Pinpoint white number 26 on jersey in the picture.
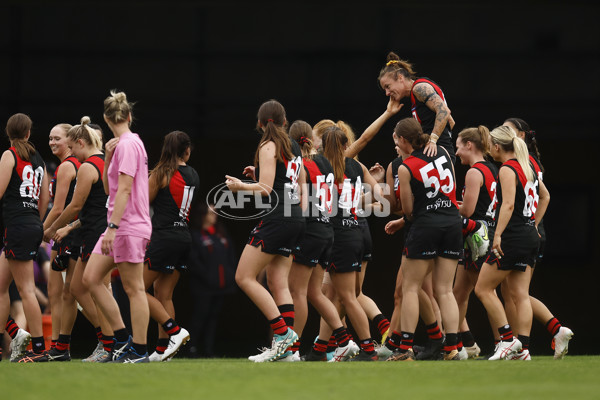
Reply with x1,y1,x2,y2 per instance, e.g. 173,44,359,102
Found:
419,156,454,198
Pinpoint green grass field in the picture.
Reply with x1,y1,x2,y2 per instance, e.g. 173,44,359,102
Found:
2,356,599,400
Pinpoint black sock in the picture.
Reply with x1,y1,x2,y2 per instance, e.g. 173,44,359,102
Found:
312,339,328,355
332,327,350,348
386,331,402,350
277,304,295,328
162,318,181,336
373,314,390,336
6,316,19,339
101,335,115,352
461,331,475,348
31,336,45,354
518,335,530,351
444,333,458,354
131,342,147,356
498,325,513,342
56,334,71,351
400,331,415,352
114,328,129,343
156,338,170,354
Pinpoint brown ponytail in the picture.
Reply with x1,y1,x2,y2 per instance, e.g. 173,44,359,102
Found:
289,120,314,158
254,100,294,166
394,118,429,150
321,126,348,184
6,113,35,161
151,131,192,187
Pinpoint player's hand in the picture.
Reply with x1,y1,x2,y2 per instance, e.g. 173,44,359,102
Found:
43,227,56,243
424,140,438,157
492,233,503,259
386,97,404,115
54,226,70,243
242,166,256,181
385,218,406,235
369,163,385,183
225,175,243,192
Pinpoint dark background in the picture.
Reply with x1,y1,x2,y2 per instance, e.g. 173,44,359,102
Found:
1,1,598,357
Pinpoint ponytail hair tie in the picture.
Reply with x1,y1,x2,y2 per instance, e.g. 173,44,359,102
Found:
298,136,310,145
267,118,274,123
386,60,400,66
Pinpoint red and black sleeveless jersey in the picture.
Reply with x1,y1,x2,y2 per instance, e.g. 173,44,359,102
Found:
529,153,543,181
151,164,200,231
497,159,539,233
255,140,303,220
470,161,498,224
50,155,80,206
402,146,459,227
79,154,108,230
330,157,363,230
303,154,334,224
391,156,404,202
3,148,46,225
410,77,455,159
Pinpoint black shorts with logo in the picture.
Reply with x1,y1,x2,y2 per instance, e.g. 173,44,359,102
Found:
145,230,191,274
358,218,373,262
327,228,363,273
248,218,306,257
403,222,463,260
484,227,539,272
80,225,106,262
3,222,43,261
293,221,333,268
51,231,82,271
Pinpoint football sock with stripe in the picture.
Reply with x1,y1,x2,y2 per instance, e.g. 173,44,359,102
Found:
498,325,513,342
269,316,288,336
162,318,181,336
545,317,562,336
278,304,295,329
156,338,170,354
6,316,19,339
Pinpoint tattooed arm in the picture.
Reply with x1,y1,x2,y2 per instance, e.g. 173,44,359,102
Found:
412,82,452,156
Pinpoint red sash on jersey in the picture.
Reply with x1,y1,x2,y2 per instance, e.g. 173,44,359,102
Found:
85,154,105,180
410,78,446,123
473,162,496,204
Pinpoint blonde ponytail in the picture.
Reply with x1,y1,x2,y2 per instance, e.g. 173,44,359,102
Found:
490,126,534,182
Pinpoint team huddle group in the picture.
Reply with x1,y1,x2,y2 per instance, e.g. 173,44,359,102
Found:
0,51,573,364
226,52,573,363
